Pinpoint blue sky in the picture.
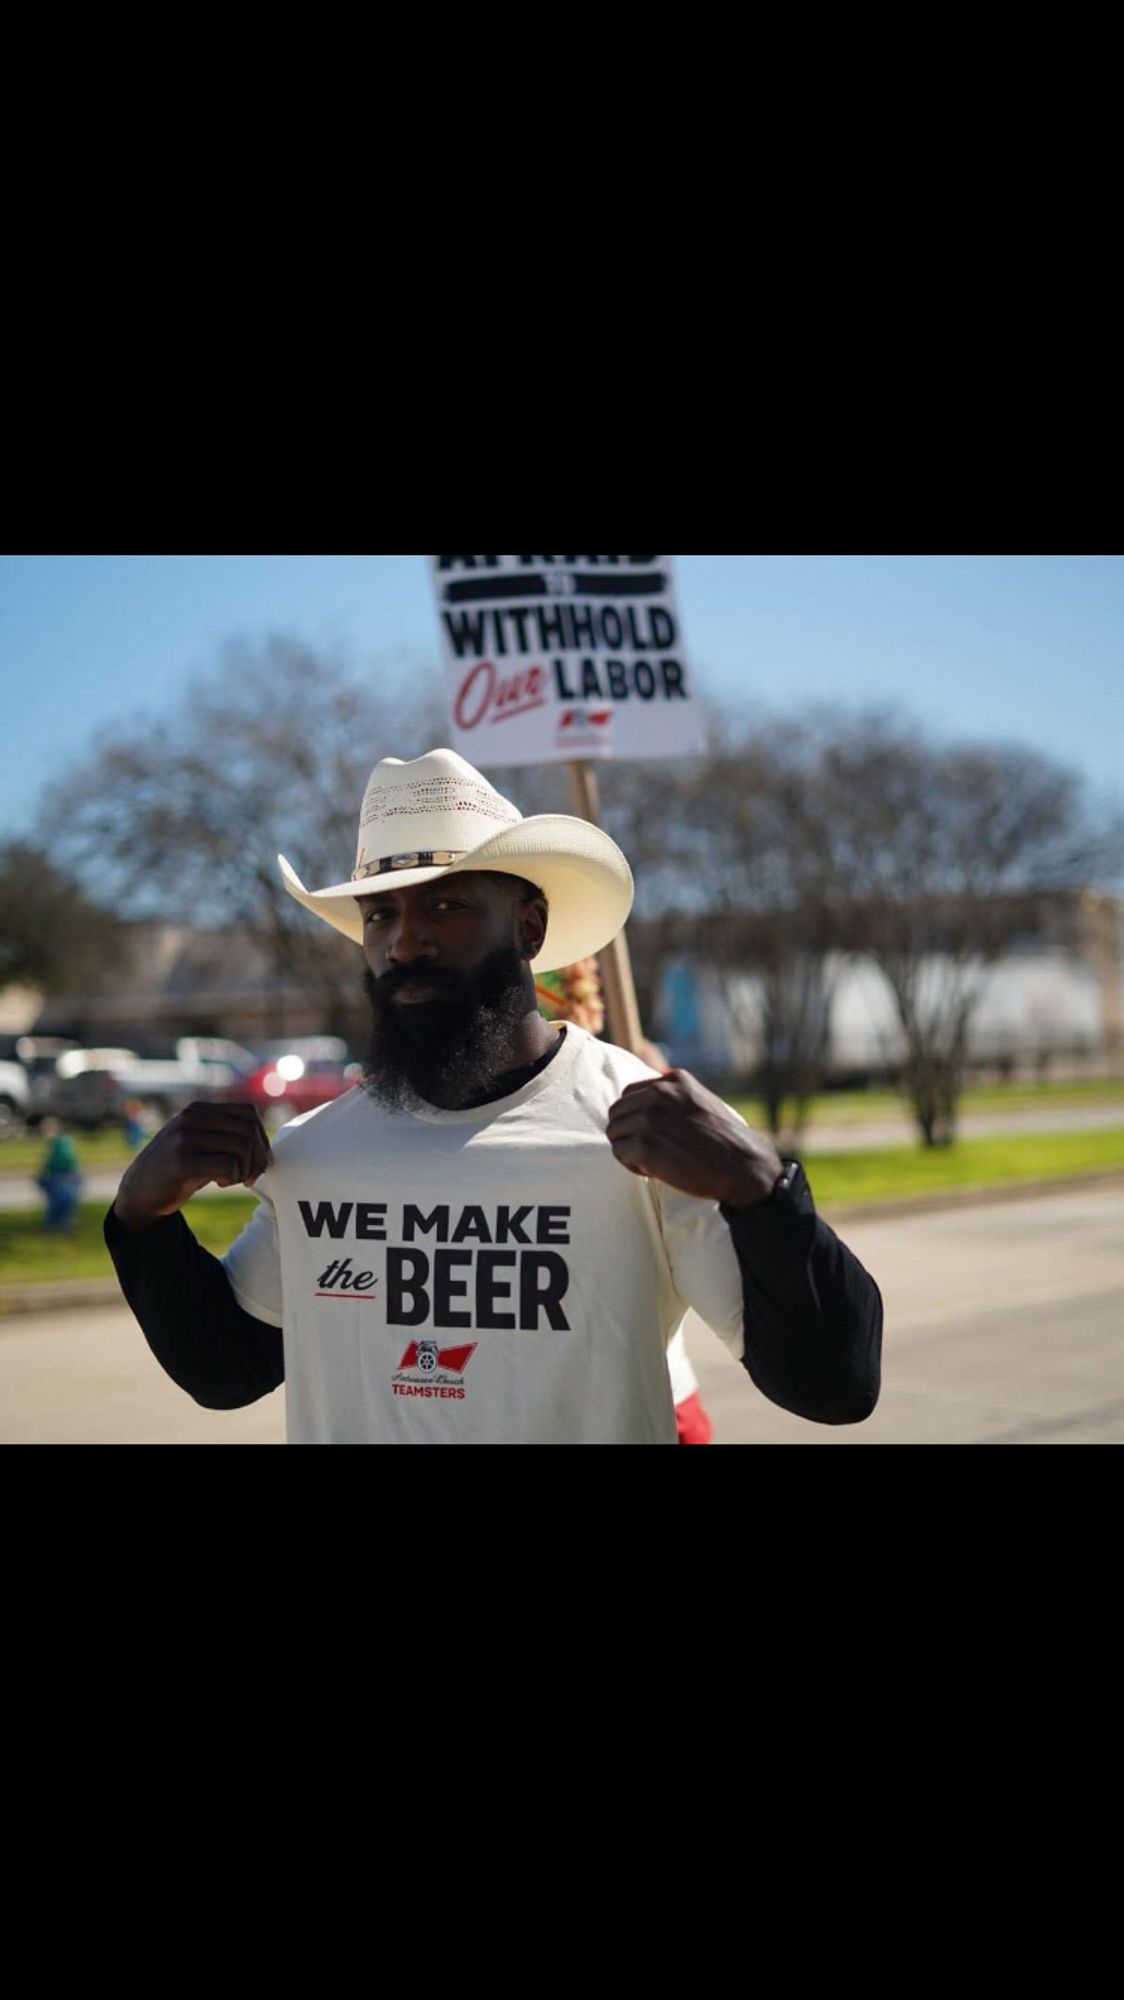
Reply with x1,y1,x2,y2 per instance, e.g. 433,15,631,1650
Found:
1,554,1120,842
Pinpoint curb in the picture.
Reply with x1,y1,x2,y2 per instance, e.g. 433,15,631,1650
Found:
0,1279,122,1318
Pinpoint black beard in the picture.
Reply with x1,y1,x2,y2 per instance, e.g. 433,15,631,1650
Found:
361,945,533,1111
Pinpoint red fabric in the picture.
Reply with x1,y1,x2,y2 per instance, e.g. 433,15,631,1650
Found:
674,1390,714,1446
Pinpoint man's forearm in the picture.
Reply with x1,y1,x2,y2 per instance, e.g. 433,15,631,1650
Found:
104,1207,284,1410
721,1164,882,1424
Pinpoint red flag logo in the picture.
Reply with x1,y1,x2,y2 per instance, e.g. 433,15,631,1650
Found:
399,1341,477,1375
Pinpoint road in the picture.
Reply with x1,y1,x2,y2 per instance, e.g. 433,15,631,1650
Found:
684,1182,1124,1444
0,1182,1120,1445
0,1302,286,1443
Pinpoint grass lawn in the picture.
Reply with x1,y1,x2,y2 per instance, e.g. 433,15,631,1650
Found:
0,1194,258,1285
801,1127,1124,1205
0,1131,139,1173
2,1129,1123,1288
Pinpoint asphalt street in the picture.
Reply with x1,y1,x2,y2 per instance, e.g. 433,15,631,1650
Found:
685,1182,1124,1444
0,1182,1119,1445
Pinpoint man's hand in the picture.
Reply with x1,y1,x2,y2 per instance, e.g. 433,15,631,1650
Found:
112,1103,273,1232
606,1070,784,1210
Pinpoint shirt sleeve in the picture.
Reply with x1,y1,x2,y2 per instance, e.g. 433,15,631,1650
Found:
654,1163,883,1426
219,1167,284,1327
103,1205,285,1411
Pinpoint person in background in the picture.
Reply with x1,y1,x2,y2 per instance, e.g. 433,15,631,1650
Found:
37,1117,83,1233
122,1098,146,1150
534,961,715,1444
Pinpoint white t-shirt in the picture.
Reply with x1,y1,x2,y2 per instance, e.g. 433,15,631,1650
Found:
222,1024,746,1445
666,1326,700,1407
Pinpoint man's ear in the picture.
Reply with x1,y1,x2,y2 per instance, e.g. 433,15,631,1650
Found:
517,893,549,961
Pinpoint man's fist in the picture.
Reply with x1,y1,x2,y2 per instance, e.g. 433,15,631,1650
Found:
112,1102,273,1232
606,1069,784,1209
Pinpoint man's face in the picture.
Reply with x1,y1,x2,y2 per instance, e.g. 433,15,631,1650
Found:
357,871,547,1110
357,870,540,992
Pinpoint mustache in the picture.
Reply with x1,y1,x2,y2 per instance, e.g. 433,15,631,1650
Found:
376,961,468,999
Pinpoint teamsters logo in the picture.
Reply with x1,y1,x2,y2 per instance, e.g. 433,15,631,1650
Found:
559,707,611,731
557,705,613,750
393,1341,478,1402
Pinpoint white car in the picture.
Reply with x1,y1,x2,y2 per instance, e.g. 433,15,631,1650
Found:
48,1045,251,1129
0,1059,31,1136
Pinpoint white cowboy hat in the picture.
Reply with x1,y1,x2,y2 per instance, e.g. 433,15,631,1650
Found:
278,749,634,974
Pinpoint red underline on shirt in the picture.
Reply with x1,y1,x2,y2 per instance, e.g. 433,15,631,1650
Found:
316,1292,379,1300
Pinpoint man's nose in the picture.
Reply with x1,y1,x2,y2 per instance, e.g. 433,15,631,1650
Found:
385,906,437,964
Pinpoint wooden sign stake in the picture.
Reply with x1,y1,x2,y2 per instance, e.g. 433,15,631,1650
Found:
564,760,645,1054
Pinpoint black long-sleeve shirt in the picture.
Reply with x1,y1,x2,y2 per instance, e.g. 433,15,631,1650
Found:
104,1160,882,1430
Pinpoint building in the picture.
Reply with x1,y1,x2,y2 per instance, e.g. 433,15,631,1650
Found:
653,890,1124,1085
24,922,366,1055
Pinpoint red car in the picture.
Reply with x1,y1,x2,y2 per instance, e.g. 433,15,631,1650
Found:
225,1054,361,1122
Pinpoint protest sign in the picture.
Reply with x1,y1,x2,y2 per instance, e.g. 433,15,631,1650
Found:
428,555,706,766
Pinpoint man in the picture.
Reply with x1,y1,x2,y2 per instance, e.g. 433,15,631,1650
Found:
106,749,882,1444
38,1117,83,1232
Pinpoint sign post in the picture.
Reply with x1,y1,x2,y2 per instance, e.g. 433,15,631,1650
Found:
563,757,645,1053
427,555,704,1053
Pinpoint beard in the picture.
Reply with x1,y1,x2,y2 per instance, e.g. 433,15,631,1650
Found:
361,944,533,1111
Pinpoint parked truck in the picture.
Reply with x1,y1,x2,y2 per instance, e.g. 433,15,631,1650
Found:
0,1060,31,1136
46,1041,255,1130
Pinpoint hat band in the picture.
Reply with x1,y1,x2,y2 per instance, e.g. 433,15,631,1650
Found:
352,850,468,882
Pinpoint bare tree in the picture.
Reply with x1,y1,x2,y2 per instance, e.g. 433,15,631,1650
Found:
593,706,1122,1149
37,637,447,1030
579,718,842,1135
719,925,837,1140
0,841,123,996
819,714,1124,1145
677,721,846,1136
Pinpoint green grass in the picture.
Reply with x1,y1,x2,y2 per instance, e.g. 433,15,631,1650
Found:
803,1127,1124,1205
3,1131,1124,1287
0,1131,136,1173
0,1195,258,1285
